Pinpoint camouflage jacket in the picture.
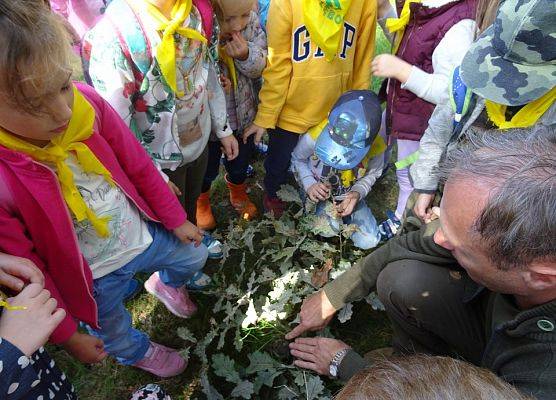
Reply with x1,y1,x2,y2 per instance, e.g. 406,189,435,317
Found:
410,98,556,193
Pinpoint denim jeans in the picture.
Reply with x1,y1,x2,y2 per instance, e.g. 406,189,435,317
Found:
264,127,300,198
87,223,208,365
315,200,381,250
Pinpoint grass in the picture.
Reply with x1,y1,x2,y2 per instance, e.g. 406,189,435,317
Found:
54,26,395,400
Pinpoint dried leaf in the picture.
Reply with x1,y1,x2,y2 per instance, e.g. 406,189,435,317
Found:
200,369,225,400
365,292,385,311
212,353,240,384
337,303,353,323
306,375,325,400
277,184,303,205
176,327,197,343
311,258,333,288
246,351,279,374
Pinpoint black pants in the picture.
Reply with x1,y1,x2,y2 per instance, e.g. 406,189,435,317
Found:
165,144,209,225
202,133,255,193
377,260,490,365
264,127,300,198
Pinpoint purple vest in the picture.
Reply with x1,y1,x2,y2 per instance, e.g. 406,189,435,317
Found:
387,0,476,141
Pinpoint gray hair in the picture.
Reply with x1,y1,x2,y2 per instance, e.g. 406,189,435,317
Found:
438,125,556,270
335,355,531,400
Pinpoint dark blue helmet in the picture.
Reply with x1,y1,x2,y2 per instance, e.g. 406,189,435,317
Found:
315,90,382,170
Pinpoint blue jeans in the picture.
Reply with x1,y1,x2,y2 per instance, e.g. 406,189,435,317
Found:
88,223,208,365
315,200,381,250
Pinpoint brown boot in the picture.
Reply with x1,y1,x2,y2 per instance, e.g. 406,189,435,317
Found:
195,191,216,231
226,176,258,220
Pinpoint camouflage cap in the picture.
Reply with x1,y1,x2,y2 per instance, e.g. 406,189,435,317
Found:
461,0,556,106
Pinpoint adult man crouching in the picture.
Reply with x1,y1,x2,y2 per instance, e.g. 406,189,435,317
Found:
286,127,556,399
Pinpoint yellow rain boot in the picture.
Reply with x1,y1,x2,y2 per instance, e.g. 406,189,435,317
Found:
196,191,216,231
226,176,258,221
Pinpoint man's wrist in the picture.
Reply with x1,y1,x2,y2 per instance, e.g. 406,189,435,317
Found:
329,347,351,378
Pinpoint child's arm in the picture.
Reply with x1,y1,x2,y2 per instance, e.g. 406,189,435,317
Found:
252,0,293,130
235,12,268,79
291,135,319,193
352,1,377,90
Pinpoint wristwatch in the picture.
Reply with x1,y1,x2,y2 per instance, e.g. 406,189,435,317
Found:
329,348,350,378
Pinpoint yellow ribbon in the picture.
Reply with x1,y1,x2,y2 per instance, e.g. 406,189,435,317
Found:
308,119,387,187
0,86,114,238
140,0,207,96
302,0,353,61
385,0,421,53
485,87,556,129
219,46,238,89
0,290,27,311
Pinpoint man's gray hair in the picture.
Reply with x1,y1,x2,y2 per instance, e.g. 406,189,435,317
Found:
438,125,555,270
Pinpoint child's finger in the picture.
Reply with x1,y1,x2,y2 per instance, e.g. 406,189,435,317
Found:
50,308,67,326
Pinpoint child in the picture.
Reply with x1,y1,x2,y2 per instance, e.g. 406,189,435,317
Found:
370,0,477,237
83,0,237,227
0,1,208,377
196,0,267,230
292,90,386,250
243,0,377,217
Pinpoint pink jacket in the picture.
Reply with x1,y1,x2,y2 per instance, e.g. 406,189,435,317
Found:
0,83,187,344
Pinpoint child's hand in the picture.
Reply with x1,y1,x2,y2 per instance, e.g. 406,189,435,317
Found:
168,181,182,197
63,332,107,364
371,54,412,84
307,183,330,202
173,220,203,247
220,135,239,161
243,123,266,145
0,283,66,356
220,74,232,94
225,32,249,61
414,193,436,223
0,253,44,292
336,191,360,217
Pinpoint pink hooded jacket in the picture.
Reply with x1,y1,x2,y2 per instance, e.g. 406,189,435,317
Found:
0,83,187,344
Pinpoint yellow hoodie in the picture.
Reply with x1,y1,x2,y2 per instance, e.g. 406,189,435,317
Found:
254,0,377,134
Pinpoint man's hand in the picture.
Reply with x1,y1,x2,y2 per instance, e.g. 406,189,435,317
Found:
62,332,107,364
243,124,266,145
307,183,330,202
225,32,249,61
289,337,351,376
220,135,240,161
173,220,203,247
168,181,182,197
0,283,66,356
0,253,44,292
336,191,360,217
286,290,337,340
371,54,412,84
414,193,435,223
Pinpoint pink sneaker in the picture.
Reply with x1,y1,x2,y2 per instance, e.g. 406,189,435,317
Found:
144,273,197,318
134,342,187,378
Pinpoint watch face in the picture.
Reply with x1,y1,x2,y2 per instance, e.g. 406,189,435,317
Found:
329,363,338,378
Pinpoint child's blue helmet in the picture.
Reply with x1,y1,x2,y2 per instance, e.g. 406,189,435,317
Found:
315,90,382,170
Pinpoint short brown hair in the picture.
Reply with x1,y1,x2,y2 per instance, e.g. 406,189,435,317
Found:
335,355,531,400
0,0,73,114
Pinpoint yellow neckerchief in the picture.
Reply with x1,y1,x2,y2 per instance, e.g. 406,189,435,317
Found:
219,46,238,89
0,289,26,311
140,0,207,96
386,0,421,53
308,119,387,187
0,86,115,238
485,87,556,129
302,0,353,61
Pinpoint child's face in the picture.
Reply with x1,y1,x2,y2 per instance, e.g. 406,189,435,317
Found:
218,0,253,37
0,76,74,147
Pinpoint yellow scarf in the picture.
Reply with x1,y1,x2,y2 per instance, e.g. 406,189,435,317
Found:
386,0,421,53
141,0,207,96
485,87,556,129
219,46,238,89
302,0,353,61
0,86,114,238
308,119,387,187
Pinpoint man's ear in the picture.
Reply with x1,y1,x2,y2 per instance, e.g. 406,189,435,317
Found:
523,261,556,291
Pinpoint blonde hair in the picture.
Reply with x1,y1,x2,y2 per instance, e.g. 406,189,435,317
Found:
335,355,531,400
475,0,500,36
0,0,73,114
212,0,254,21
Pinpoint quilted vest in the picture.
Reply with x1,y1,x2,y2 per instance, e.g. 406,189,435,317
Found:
387,0,476,141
